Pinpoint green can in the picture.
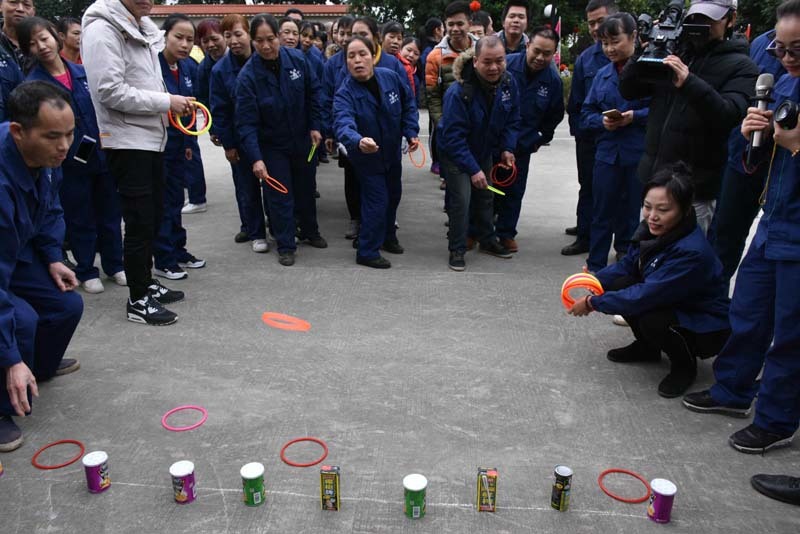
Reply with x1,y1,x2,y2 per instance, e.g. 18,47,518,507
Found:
403,473,427,519
240,462,265,507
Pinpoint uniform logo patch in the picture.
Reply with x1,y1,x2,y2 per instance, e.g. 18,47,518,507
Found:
537,86,549,98
501,88,512,102
388,91,399,105
289,68,302,81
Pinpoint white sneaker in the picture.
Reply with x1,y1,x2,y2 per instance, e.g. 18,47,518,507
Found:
252,239,269,253
181,203,207,214
82,278,105,294
613,315,629,327
111,271,127,286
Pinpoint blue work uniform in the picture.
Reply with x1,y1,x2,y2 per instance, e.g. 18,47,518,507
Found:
0,124,83,415
0,42,23,122
438,71,521,252
712,30,787,285
209,51,266,241
334,68,419,260
195,53,217,109
236,47,323,254
497,54,564,240
709,73,800,436
567,41,611,241
155,54,204,270
581,62,649,272
26,60,124,283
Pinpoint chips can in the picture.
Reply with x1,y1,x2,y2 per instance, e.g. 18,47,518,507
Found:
551,465,573,511
240,462,265,507
82,451,111,493
403,474,427,519
320,465,340,511
169,460,196,504
0,458,4,478
476,467,498,512
647,478,677,523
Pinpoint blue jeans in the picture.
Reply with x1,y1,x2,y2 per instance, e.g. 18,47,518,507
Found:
443,155,495,252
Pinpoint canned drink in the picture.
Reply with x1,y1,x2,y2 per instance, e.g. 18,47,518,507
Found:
476,467,498,512
0,458,4,478
169,460,196,504
403,474,427,519
240,462,265,507
551,465,573,511
320,465,340,511
82,451,111,493
647,478,677,523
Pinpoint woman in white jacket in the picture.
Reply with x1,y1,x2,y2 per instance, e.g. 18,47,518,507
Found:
82,0,194,326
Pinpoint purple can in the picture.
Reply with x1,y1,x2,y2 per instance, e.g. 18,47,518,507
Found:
170,460,196,504
647,478,677,523
82,451,111,493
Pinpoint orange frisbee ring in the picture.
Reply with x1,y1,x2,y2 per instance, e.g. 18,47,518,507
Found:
561,272,604,309
408,143,427,168
280,436,328,467
31,439,85,470
168,101,212,136
168,109,196,131
261,175,289,195
598,468,652,504
490,162,518,187
261,312,311,332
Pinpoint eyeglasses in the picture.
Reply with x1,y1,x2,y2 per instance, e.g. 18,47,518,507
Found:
766,39,800,60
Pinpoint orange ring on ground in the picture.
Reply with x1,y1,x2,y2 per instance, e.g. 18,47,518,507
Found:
32,439,85,470
168,108,196,133
280,436,328,467
561,272,604,309
490,162,518,187
262,312,311,332
261,175,289,195
598,468,652,504
408,144,427,168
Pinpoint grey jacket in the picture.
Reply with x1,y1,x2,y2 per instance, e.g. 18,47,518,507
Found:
81,0,170,151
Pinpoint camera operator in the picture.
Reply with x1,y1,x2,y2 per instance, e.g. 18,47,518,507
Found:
619,0,758,235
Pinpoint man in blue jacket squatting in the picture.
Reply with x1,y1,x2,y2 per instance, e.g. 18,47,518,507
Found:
0,82,83,452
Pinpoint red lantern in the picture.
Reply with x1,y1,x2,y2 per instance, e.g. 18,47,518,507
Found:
470,1,481,12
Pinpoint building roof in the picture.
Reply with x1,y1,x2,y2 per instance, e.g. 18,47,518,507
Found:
149,3,349,18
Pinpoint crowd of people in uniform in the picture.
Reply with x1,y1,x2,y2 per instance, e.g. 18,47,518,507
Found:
0,0,798,506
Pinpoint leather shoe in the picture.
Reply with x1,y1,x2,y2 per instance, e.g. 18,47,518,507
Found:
565,226,578,236
234,231,249,243
751,474,800,505
357,256,391,269
607,340,661,363
561,239,589,255
381,241,404,254
500,237,518,253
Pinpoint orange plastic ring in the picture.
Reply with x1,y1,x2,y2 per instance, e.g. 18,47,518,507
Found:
168,108,196,132
490,162,518,187
561,272,604,309
31,439,85,470
261,175,289,195
262,312,311,332
408,144,427,168
598,468,652,504
280,437,328,467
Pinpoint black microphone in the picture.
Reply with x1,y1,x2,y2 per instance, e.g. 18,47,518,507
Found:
746,73,774,167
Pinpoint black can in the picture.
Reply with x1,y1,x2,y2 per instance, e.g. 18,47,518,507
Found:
551,465,573,512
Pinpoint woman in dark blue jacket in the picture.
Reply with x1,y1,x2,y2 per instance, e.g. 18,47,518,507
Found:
155,15,206,280
580,14,649,272
334,36,420,269
236,14,326,267
570,163,730,398
20,17,124,294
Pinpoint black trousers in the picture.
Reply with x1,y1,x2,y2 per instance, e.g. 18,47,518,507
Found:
106,149,165,301
339,153,360,221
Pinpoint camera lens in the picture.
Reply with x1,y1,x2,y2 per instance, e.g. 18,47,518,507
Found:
775,100,800,131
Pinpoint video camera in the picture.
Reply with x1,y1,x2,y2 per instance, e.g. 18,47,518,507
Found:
634,0,711,83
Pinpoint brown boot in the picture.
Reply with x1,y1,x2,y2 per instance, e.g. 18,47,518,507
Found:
500,238,518,253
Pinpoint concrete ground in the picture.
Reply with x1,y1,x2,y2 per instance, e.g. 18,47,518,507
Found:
0,116,798,534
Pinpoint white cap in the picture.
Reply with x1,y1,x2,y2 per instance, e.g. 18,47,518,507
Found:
651,478,678,496
403,473,428,492
169,460,195,478
82,451,108,468
240,462,265,480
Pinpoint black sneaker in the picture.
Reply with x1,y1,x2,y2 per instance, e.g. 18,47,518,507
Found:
178,254,206,269
682,390,752,418
658,368,697,399
448,250,466,271
357,256,391,269
234,231,250,243
301,236,328,249
0,415,23,452
382,241,404,254
561,239,590,255
153,265,187,280
729,424,794,454
607,340,661,363
750,474,800,505
127,295,178,326
55,358,80,376
565,226,578,236
278,251,296,266
479,240,512,259
148,279,184,304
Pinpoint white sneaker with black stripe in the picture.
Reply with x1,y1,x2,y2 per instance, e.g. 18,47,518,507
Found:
153,265,188,280
127,295,178,326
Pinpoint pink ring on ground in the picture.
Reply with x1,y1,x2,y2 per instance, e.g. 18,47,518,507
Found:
161,405,208,432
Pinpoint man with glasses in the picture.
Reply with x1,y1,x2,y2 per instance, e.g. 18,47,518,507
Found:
619,0,758,235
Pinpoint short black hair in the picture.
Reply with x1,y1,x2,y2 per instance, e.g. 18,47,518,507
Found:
597,12,636,39
8,81,71,129
424,17,443,37
475,34,504,57
300,21,317,38
17,17,62,57
353,16,381,41
383,20,404,37
471,10,492,30
777,0,800,19
56,17,81,35
163,13,194,36
502,0,530,22
337,15,355,31
444,1,471,21
586,0,619,14
643,161,695,216
250,14,279,39
344,35,375,56
279,17,301,34
284,8,303,18
529,25,559,47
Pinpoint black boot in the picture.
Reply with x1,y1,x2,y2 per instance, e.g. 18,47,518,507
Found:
658,328,697,398
607,340,661,363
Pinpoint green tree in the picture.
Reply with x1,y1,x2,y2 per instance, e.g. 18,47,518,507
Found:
34,0,94,20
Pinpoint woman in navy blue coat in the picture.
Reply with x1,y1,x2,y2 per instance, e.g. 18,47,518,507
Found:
236,14,326,267
334,36,420,268
19,17,124,294
155,15,206,280
569,163,730,398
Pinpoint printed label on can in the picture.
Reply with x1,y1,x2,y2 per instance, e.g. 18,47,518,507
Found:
320,465,340,511
476,467,498,512
240,462,265,507
403,474,427,519
551,465,573,512
82,451,110,493
170,461,196,504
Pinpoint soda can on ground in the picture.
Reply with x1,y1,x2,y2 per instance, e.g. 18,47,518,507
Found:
403,473,427,519
476,467,498,512
320,465,340,511
648,478,677,523
82,451,111,493
170,460,196,504
551,465,573,511
240,462,265,507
